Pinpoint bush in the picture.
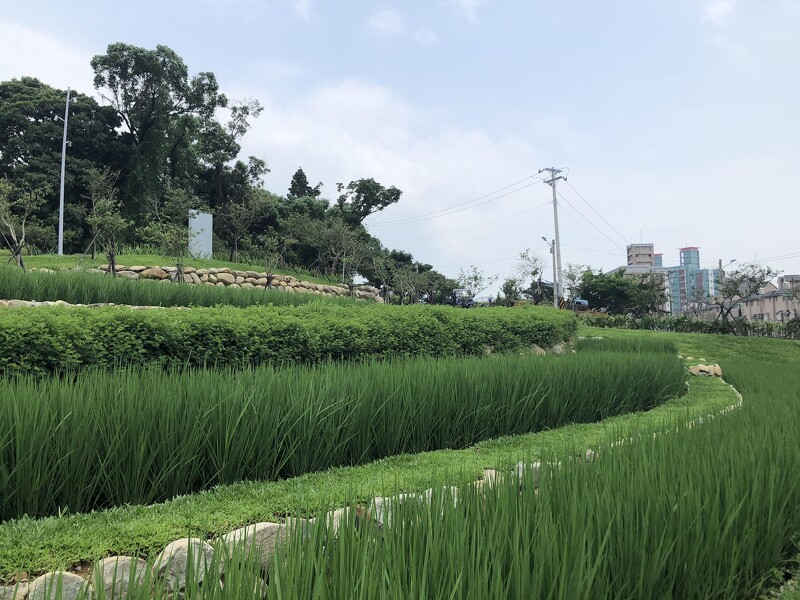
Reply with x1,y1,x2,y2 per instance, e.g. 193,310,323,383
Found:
0,304,577,376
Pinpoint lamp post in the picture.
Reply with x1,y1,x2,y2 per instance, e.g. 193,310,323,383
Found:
57,88,74,256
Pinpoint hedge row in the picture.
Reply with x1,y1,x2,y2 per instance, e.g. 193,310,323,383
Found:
579,312,800,339
0,304,577,375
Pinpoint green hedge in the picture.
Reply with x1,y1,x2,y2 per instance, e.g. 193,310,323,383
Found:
0,304,577,375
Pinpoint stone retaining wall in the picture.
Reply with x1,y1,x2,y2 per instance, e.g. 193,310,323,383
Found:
38,265,384,302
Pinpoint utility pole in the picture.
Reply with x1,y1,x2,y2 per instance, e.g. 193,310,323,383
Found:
57,87,72,256
542,236,558,309
539,168,566,306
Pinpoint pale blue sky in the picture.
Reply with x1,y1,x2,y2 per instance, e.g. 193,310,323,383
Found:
1,1,799,287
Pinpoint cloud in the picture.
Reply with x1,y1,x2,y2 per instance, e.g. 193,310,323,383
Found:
0,19,96,93
702,0,737,27
367,9,407,38
232,78,560,279
291,0,313,20
450,0,490,23
414,29,439,47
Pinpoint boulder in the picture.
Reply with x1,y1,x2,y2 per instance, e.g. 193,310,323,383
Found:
234,276,245,285
128,265,147,272
183,267,195,274
163,267,178,273
182,274,194,284
116,271,140,280
245,271,261,279
95,556,146,599
221,522,286,570
27,572,91,600
688,365,702,376
140,268,169,280
190,272,202,285
153,538,219,592
7,300,32,308
241,282,254,289
0,582,28,600
215,272,236,285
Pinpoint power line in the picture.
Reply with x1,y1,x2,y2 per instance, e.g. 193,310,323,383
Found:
565,180,629,246
366,176,542,227
561,243,625,257
384,201,552,242
557,191,626,251
435,249,549,270
557,199,624,256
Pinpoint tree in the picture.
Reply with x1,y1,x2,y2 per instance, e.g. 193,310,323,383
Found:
91,43,227,201
85,168,128,276
142,186,204,279
215,187,274,262
288,167,322,200
578,268,665,316
563,263,587,300
497,277,522,306
710,263,781,327
515,249,546,302
0,179,46,269
199,98,264,208
457,266,497,299
0,77,126,252
336,178,402,225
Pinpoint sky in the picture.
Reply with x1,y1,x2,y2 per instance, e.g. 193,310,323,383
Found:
1,0,799,293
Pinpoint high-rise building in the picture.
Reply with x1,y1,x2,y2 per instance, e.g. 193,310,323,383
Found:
666,247,720,314
627,243,655,267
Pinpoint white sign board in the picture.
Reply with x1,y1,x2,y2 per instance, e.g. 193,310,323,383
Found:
188,211,213,259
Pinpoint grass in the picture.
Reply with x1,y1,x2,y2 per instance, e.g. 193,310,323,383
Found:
2,327,796,594
0,362,733,580
1,250,338,285
263,355,800,599
11,352,795,600
56,355,796,600
0,351,684,520
0,265,353,308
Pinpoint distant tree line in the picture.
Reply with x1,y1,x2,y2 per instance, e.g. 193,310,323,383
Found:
0,42,459,302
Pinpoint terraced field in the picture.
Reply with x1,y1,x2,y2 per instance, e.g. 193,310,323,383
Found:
1,278,799,599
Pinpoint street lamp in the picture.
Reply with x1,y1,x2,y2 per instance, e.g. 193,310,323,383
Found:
720,259,736,279
541,236,558,309
56,88,75,256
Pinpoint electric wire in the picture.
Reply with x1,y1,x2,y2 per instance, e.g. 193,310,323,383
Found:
557,191,626,251
366,176,542,227
384,200,552,242
557,198,624,256
565,180,630,245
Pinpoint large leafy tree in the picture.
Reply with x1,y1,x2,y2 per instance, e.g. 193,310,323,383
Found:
709,263,781,326
578,268,665,316
91,43,227,203
198,98,264,209
0,77,125,251
287,167,322,200
336,178,401,225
